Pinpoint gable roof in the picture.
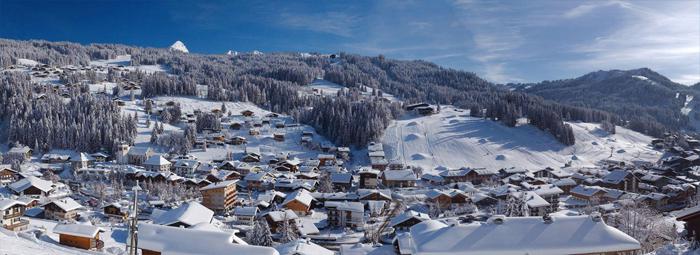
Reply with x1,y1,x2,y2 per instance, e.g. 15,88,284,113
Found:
405,216,641,255
9,176,54,193
282,189,313,207
275,239,334,255
53,224,99,238
390,210,430,227
0,199,27,210
145,155,171,166
45,197,83,212
383,169,417,181
200,180,238,191
151,201,214,226
138,222,279,255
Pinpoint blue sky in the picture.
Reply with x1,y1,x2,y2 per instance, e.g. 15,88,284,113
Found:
1,0,698,84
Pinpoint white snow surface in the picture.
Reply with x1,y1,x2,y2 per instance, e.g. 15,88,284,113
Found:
169,40,189,53
382,106,661,173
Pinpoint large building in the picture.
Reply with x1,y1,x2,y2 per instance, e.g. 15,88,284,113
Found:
200,180,238,212
396,215,641,255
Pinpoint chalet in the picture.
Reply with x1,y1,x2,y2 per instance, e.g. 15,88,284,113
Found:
230,136,247,145
472,192,498,208
282,189,314,215
532,167,571,179
390,210,430,231
103,203,128,217
90,152,109,162
137,222,276,255
439,167,495,185
0,199,28,231
552,178,577,194
358,168,380,188
330,173,353,191
0,165,21,186
570,185,607,205
8,176,54,197
264,209,299,233
40,153,71,163
234,206,259,225
677,205,700,242
640,192,669,210
382,170,418,188
531,184,564,209
509,191,551,216
405,103,430,111
640,174,670,189
241,110,255,117
70,153,94,170
396,215,641,255
277,158,301,172
325,201,365,229
200,180,238,212
274,179,317,192
426,189,471,210
151,202,214,228
600,169,638,192
357,189,392,202
318,154,336,166
173,159,200,177
53,224,102,251
207,169,241,183
274,121,285,129
244,172,274,190
242,152,262,163
230,122,243,130
421,173,445,185
336,147,351,160
44,198,83,221
127,147,154,165
415,106,435,115
143,155,171,172
7,145,32,161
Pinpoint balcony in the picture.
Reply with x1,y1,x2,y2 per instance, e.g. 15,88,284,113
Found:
4,219,29,231
3,211,23,219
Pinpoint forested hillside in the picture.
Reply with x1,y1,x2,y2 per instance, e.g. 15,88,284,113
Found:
513,68,697,136
0,39,636,150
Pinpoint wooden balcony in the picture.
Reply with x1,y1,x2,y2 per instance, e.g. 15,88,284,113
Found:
3,211,23,219
4,219,29,231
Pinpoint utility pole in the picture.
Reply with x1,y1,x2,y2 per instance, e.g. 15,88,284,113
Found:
127,181,142,255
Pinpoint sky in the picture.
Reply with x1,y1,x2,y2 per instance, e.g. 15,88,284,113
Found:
0,0,699,85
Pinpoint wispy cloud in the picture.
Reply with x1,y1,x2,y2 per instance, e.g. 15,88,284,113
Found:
562,1,631,19
279,12,360,37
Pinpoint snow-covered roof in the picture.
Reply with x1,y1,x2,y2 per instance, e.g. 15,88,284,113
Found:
282,189,313,207
383,169,417,181
234,206,259,216
553,178,577,186
266,209,298,222
200,180,238,191
9,176,54,193
357,189,392,200
45,197,83,212
390,210,430,227
325,201,364,212
511,191,550,208
53,224,99,238
151,201,214,227
275,239,334,255
137,223,278,255
532,185,564,197
0,199,27,210
571,185,606,197
601,170,630,184
144,155,171,166
405,215,641,255
128,147,152,156
330,173,352,183
70,152,94,162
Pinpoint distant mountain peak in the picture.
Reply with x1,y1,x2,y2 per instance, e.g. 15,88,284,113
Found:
169,40,189,53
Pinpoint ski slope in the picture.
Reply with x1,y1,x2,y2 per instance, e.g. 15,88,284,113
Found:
382,106,662,173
